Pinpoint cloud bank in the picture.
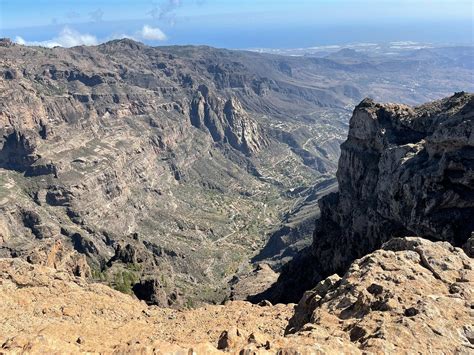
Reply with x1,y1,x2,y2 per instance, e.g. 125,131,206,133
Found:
140,25,167,41
15,27,98,48
14,25,167,48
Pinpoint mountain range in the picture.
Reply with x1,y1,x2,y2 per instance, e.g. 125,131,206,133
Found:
0,37,473,311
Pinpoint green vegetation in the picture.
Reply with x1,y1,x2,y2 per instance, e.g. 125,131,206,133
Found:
91,267,108,282
184,298,195,309
110,269,140,295
125,262,142,272
91,263,142,294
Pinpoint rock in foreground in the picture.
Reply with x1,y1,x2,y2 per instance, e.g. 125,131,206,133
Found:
1,237,472,353
287,237,473,353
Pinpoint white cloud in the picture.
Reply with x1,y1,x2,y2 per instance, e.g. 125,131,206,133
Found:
139,25,167,41
14,36,26,45
14,27,98,48
14,24,167,48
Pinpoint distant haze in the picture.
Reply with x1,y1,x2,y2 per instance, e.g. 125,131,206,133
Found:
1,0,473,48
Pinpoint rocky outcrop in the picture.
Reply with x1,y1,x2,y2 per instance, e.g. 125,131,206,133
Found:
0,130,38,170
0,129,58,177
132,277,183,307
229,263,278,301
189,85,268,154
9,238,91,277
1,237,472,353
287,237,473,353
264,92,474,303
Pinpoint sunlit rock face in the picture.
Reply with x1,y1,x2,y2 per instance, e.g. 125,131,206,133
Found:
265,92,474,303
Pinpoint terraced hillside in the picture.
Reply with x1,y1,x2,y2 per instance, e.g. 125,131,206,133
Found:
0,38,472,304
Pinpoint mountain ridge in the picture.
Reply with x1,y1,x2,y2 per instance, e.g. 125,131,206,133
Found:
0,40,473,306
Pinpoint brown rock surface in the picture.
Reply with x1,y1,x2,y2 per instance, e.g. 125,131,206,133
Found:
288,237,474,353
1,237,471,353
230,263,279,301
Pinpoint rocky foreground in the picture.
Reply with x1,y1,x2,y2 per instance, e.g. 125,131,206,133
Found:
1,237,472,354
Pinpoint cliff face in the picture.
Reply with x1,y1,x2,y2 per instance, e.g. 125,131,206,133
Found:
189,85,268,155
263,92,474,303
0,40,343,306
317,92,473,265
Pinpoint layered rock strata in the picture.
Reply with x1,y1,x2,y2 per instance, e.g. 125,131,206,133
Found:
262,92,474,303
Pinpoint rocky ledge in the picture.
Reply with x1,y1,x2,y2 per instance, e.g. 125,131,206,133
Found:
0,236,472,353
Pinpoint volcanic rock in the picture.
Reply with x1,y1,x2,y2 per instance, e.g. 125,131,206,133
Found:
0,237,471,353
266,92,474,303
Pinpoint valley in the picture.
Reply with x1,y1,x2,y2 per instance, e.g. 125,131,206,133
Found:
0,38,473,306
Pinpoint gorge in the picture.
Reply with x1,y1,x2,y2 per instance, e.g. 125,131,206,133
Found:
0,38,473,353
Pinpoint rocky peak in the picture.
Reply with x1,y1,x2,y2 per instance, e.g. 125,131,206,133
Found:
189,87,268,154
98,38,146,51
222,97,268,154
336,92,473,245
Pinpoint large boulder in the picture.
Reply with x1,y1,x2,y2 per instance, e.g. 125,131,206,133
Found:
288,237,474,353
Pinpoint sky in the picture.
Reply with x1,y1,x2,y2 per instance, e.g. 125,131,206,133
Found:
0,0,473,48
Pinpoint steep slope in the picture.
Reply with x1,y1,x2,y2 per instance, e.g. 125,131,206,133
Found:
0,38,472,305
0,39,345,305
258,92,474,303
1,237,472,353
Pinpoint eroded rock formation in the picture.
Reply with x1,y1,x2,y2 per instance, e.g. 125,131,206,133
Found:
190,85,268,155
262,92,474,303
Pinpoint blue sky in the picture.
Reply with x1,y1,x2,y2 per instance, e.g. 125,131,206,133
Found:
1,0,473,48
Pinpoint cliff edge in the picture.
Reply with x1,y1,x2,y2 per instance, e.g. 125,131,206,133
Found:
258,92,474,303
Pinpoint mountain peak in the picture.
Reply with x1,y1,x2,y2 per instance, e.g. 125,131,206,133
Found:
99,37,147,50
